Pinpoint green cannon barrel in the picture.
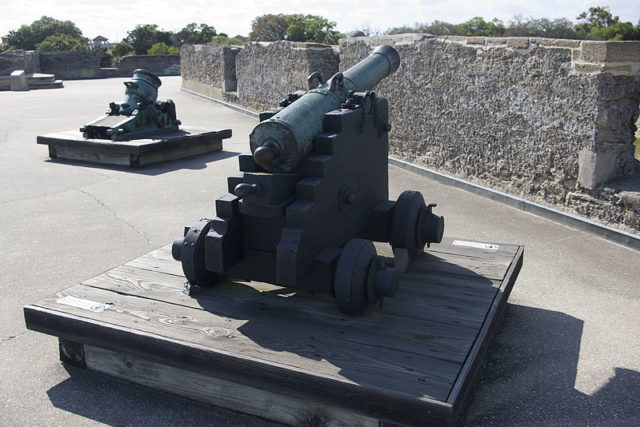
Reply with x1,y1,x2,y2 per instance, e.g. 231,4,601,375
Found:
249,45,400,173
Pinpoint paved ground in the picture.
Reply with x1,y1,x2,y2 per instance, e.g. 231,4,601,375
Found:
1,77,639,426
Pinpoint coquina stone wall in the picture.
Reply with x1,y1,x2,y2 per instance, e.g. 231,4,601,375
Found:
340,35,640,233
39,50,103,79
0,50,40,75
180,44,240,99
2,50,180,80
179,35,640,234
117,54,180,77
235,41,339,111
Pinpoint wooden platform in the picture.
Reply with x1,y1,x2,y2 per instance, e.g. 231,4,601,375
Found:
37,127,231,167
24,239,523,426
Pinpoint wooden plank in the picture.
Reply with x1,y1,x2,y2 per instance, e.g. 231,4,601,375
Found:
81,264,482,363
28,285,460,399
24,239,524,426
447,246,524,411
82,343,380,427
25,303,454,426
124,246,184,276
37,127,230,167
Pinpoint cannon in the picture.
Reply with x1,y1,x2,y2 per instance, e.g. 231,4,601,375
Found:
80,69,181,140
172,45,444,315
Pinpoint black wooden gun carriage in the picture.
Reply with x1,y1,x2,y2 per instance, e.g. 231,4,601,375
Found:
172,45,444,315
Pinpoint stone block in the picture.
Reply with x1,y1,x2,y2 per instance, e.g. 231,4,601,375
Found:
507,38,530,49
10,70,28,91
580,41,640,63
486,38,507,46
467,37,486,45
532,38,581,48
573,63,603,74
439,36,467,43
578,148,617,189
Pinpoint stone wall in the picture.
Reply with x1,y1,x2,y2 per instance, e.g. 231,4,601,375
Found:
39,50,103,79
117,54,180,77
180,44,240,99
39,50,102,79
179,35,640,234
2,51,180,79
0,50,40,75
235,41,339,111
340,35,640,233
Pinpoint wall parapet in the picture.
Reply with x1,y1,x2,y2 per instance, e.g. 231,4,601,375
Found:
116,54,180,77
235,41,339,111
180,34,640,234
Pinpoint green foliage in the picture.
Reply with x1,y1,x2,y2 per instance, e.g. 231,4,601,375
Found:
209,35,243,45
285,14,342,44
459,17,506,36
383,6,639,40
575,6,640,40
6,16,83,50
249,14,288,41
125,24,174,54
386,17,508,37
147,42,179,55
249,13,343,44
505,16,577,38
111,41,134,58
176,23,217,45
35,34,87,51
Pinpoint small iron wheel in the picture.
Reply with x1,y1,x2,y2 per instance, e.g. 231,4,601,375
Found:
391,190,426,260
172,218,218,287
334,238,378,316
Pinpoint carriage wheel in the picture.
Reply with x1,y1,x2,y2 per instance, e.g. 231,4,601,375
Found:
172,218,218,287
334,238,378,316
391,190,426,260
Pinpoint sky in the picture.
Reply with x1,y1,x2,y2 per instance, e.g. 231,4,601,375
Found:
1,0,639,42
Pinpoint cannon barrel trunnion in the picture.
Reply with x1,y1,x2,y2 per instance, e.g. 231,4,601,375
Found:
173,46,444,315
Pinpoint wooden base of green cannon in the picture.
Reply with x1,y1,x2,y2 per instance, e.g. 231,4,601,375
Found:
172,92,444,315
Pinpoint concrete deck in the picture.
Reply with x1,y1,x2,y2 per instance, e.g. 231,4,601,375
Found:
1,76,638,425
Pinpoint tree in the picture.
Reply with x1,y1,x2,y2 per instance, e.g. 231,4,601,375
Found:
147,42,179,55
35,34,87,51
575,6,640,40
125,24,175,54
176,23,217,45
506,16,577,38
249,13,343,44
457,17,505,36
111,41,134,58
6,16,83,50
285,14,342,44
209,35,243,45
249,14,288,41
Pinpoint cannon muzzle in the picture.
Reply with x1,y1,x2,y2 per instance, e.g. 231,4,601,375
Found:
250,45,400,173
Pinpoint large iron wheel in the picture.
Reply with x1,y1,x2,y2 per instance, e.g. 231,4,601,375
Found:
172,218,218,287
334,238,379,316
391,190,426,260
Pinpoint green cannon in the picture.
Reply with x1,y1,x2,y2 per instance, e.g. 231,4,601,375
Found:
250,45,400,173
80,69,181,140
173,45,444,315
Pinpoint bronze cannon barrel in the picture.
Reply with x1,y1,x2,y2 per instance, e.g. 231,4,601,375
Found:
249,45,400,173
